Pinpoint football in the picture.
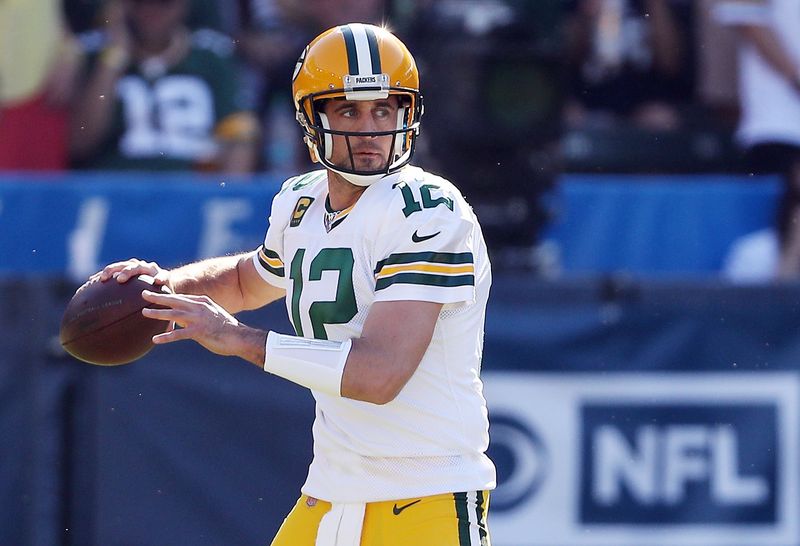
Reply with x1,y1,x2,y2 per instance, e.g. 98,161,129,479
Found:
60,274,171,366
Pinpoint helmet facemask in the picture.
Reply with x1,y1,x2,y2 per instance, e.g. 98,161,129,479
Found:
296,89,422,187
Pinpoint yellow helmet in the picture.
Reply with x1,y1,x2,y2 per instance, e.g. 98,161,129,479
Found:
292,23,423,186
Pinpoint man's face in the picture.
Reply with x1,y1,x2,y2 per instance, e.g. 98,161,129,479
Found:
321,97,400,173
125,0,188,45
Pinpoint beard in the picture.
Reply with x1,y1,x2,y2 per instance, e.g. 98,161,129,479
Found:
332,137,392,172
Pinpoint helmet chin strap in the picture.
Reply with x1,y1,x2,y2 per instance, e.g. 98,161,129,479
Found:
319,113,334,162
329,166,387,187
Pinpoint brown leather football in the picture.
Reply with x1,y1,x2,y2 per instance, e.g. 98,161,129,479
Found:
60,274,171,366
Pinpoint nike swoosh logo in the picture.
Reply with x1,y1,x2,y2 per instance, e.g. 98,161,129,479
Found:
412,230,440,243
392,499,421,515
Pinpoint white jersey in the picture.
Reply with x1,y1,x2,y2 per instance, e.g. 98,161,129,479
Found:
717,0,800,147
252,166,496,502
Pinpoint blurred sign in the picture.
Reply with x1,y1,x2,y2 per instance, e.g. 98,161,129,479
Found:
484,372,800,546
0,172,784,278
0,173,283,279
542,174,781,276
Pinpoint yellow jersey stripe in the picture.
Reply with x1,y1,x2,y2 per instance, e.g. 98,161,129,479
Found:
258,249,284,268
376,263,474,279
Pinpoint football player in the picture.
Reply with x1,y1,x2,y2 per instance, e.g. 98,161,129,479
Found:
98,23,495,546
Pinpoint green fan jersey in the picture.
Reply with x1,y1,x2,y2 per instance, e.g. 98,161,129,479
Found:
81,29,251,171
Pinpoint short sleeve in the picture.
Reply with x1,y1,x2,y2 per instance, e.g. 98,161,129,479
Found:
372,181,477,305
252,181,292,289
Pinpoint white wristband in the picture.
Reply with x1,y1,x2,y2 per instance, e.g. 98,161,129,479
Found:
264,331,352,397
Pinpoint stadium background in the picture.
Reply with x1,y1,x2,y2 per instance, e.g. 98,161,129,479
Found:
3,1,800,545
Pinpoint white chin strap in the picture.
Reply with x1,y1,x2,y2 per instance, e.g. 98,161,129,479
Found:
394,106,409,159
334,169,387,187
319,112,335,162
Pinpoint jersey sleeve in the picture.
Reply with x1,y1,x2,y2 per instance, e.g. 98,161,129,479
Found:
252,179,294,288
372,180,478,306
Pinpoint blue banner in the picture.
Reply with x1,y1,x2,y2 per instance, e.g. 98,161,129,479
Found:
543,174,781,276
0,172,283,278
0,172,783,278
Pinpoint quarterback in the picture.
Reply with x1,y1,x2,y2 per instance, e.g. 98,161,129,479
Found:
97,23,495,546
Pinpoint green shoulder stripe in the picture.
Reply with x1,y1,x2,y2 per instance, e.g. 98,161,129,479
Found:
374,251,473,274
278,171,325,195
257,259,284,277
260,246,280,259
257,246,285,277
375,272,474,291
292,171,325,191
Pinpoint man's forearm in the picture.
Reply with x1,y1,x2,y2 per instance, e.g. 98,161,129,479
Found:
171,254,250,313
234,324,269,368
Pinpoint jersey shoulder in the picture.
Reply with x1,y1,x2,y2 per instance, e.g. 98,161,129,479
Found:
365,167,479,249
395,166,461,194
269,170,327,221
275,170,327,200
380,166,476,226
370,168,483,303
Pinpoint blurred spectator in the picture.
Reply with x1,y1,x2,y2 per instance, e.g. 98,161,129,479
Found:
564,0,694,131
717,0,800,279
390,0,566,270
253,0,389,172
65,0,224,34
69,0,259,173
0,0,83,170
280,0,387,33
695,0,740,126
723,227,780,283
213,0,314,173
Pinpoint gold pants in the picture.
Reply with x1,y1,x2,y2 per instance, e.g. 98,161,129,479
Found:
271,491,491,546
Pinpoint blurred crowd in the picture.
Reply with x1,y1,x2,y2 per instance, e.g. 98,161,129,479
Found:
0,0,387,174
0,0,735,173
2,0,799,275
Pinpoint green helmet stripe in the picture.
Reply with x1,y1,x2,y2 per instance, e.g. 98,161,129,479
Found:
340,25,359,75
364,25,382,74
